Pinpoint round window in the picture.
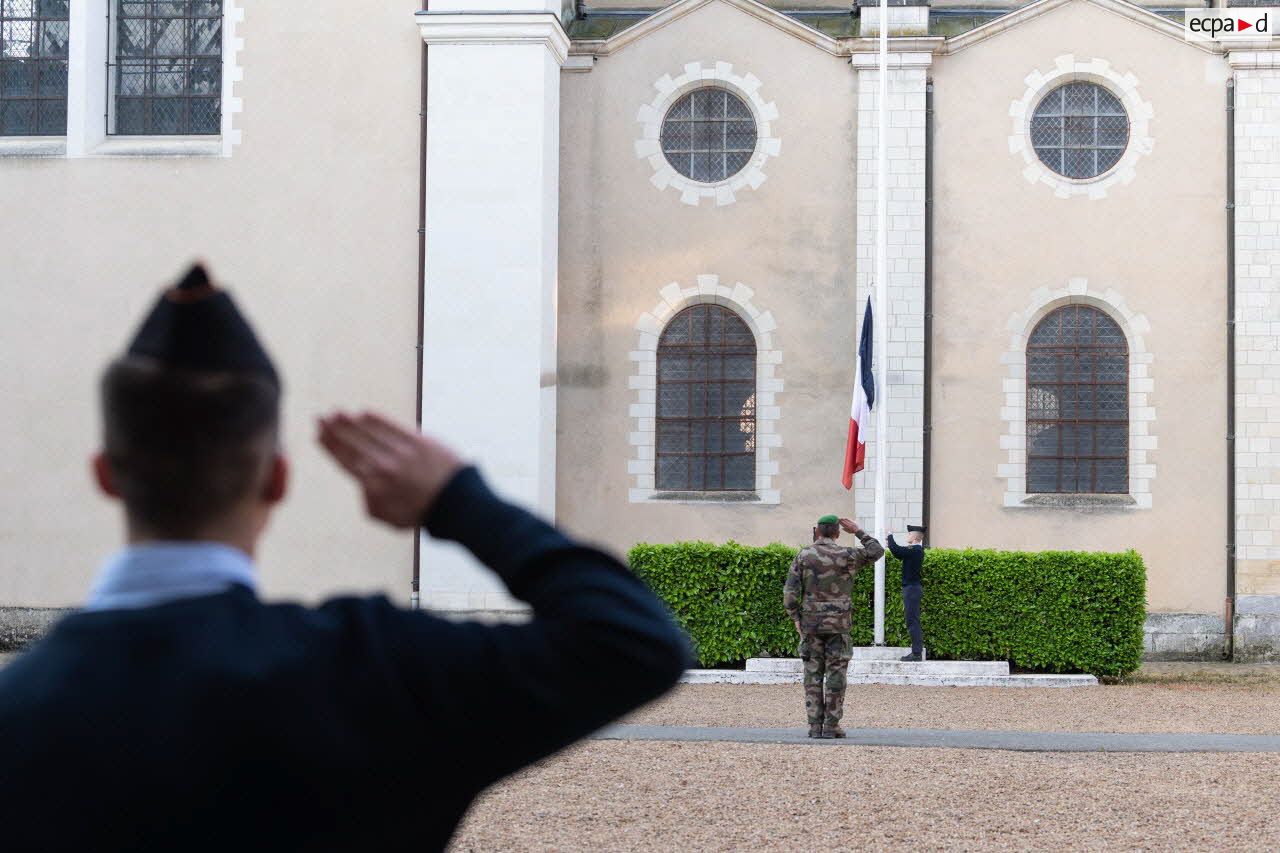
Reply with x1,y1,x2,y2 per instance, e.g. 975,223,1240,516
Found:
1030,82,1129,180
660,88,757,184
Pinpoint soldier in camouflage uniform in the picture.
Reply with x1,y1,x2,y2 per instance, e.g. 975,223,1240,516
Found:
783,514,884,739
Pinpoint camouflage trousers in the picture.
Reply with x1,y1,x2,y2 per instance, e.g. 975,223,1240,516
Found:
799,632,852,726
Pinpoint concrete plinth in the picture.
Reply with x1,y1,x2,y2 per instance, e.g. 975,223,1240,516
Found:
686,657,1097,687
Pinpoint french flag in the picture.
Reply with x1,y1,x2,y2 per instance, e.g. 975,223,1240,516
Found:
842,298,875,490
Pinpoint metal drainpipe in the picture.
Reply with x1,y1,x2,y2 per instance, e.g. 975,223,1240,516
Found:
922,80,933,543
412,33,429,611
1225,76,1236,658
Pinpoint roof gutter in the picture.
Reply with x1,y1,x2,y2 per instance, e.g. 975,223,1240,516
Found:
922,78,933,543
412,25,428,611
1224,75,1236,658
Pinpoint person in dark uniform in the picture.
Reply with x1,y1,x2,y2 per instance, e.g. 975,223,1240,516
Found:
886,524,927,662
0,264,689,852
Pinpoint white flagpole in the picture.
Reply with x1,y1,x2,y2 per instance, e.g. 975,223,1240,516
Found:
872,0,889,646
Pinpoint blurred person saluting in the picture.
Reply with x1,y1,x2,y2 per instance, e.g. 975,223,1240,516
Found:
0,264,688,852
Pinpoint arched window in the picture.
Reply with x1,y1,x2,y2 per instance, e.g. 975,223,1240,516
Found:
1026,305,1128,494
656,305,756,491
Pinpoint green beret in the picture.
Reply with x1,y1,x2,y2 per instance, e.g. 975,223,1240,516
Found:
817,515,839,525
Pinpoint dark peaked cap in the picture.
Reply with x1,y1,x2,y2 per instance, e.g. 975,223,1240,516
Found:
126,263,279,387
907,525,926,533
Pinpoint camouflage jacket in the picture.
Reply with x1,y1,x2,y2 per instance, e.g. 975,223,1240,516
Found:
783,533,885,634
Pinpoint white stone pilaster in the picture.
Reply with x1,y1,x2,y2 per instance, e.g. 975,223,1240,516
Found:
1230,51,1280,596
416,4,567,612
851,52,930,530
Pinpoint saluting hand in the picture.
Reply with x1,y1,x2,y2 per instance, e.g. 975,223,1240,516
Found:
318,410,465,528
838,517,862,535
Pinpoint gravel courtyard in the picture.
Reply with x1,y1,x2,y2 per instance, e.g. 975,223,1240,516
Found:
450,671,1280,851
5,653,1279,849
622,676,1280,734
450,741,1280,852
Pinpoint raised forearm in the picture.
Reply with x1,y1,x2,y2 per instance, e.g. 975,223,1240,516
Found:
857,531,885,564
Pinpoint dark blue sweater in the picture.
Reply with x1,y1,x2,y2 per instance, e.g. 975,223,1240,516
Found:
0,467,689,851
886,534,926,587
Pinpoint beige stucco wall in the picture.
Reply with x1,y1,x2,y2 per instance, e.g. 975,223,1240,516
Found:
0,3,423,607
557,0,859,553
559,0,1232,616
930,2,1230,613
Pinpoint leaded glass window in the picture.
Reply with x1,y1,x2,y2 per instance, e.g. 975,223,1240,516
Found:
1026,305,1128,494
660,88,757,184
0,0,69,136
112,0,222,136
656,305,757,492
1030,82,1129,180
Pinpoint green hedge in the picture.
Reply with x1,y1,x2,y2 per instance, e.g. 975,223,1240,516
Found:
628,541,1146,677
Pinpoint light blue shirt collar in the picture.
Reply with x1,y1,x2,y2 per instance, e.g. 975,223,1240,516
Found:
85,542,258,612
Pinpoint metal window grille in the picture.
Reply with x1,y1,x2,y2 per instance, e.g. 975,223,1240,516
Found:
1030,82,1129,180
656,305,757,492
660,87,757,183
110,0,221,136
0,0,69,136
1026,305,1129,494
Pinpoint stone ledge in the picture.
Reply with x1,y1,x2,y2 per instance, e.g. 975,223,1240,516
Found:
1237,594,1280,616
1144,612,1225,660
681,669,1097,688
0,137,66,158
424,607,531,625
1235,613,1280,662
649,491,761,503
0,607,69,652
1019,493,1138,509
1146,612,1223,635
751,656,1011,677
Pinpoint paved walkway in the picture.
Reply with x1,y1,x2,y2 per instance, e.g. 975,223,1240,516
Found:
595,724,1280,753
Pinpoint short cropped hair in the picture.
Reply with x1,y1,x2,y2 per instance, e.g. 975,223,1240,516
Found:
817,521,840,538
100,356,280,536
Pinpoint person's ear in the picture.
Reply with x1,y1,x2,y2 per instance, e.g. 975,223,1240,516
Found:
92,452,121,499
262,454,289,504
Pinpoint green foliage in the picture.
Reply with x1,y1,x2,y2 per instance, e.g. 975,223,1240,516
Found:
628,541,1146,677
628,541,799,670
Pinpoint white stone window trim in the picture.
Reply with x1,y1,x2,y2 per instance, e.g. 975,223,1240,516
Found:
628,274,783,504
1007,55,1153,200
0,0,245,159
634,61,780,207
998,277,1156,510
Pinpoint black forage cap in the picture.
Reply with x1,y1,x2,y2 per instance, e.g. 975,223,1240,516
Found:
906,525,926,533
125,263,279,387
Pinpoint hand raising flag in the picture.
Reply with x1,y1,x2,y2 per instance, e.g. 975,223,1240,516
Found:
842,297,875,490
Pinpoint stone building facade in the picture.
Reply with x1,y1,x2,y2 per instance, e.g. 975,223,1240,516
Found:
1,0,1278,659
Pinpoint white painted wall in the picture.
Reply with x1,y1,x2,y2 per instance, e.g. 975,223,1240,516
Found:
418,8,567,611
0,2,425,608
